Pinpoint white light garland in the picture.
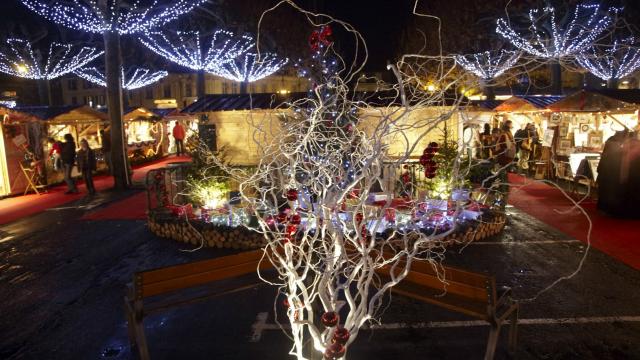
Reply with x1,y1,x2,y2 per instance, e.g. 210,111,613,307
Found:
19,0,207,35
455,50,520,79
577,40,640,80
74,66,168,90
209,52,288,83
0,38,103,80
496,4,616,59
139,29,254,71
0,100,17,108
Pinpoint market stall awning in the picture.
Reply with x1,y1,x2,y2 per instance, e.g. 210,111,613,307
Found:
0,105,107,123
546,89,640,112
495,95,563,112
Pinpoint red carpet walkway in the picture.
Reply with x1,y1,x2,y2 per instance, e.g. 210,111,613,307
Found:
508,173,640,270
81,191,147,221
0,156,190,225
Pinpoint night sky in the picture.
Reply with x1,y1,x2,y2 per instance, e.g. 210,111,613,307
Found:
1,0,640,72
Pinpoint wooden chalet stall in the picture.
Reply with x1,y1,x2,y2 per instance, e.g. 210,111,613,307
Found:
123,107,168,164
460,99,504,159
545,89,640,184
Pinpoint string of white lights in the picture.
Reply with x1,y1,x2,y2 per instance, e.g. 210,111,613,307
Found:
496,4,616,59
139,29,254,71
577,40,640,81
74,66,168,90
209,52,288,82
0,38,103,80
18,0,207,34
455,50,520,79
0,100,17,108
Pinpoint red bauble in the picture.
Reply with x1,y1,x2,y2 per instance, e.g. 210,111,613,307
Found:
401,172,411,184
286,189,299,201
332,327,350,345
290,213,302,225
419,154,429,166
286,224,298,236
276,212,288,223
324,343,346,359
428,141,439,151
321,311,339,327
354,212,363,224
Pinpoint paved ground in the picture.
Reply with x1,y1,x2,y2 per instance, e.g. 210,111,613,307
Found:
1,192,639,359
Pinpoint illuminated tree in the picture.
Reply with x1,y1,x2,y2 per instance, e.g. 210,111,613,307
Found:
209,52,288,92
139,29,254,97
577,39,640,88
74,66,168,90
496,4,617,93
19,0,206,189
0,38,103,104
455,50,520,99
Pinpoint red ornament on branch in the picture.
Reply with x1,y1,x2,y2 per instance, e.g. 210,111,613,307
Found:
321,311,339,327
286,189,299,201
290,213,302,225
309,25,333,51
324,342,346,359
332,327,350,345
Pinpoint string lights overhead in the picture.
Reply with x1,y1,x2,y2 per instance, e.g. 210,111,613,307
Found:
139,29,254,71
18,0,207,35
577,40,640,81
74,66,168,90
455,50,520,80
209,52,288,83
0,38,103,80
496,4,617,59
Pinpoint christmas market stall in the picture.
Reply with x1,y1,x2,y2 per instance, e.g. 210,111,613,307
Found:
122,107,167,164
43,105,109,184
545,89,640,185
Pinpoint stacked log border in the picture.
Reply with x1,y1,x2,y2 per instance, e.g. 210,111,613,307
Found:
147,209,267,250
147,208,506,249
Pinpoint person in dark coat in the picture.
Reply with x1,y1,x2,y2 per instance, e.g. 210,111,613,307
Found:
77,139,97,195
597,130,627,216
100,129,112,175
61,133,78,194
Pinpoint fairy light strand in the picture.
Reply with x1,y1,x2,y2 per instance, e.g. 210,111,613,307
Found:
139,29,254,71
208,52,288,82
455,50,520,79
19,0,207,35
577,40,640,80
496,4,617,59
74,66,168,90
0,38,103,80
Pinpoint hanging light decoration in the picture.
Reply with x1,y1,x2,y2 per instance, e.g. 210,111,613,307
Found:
209,52,288,83
577,39,640,81
18,0,207,35
0,38,103,80
455,50,520,79
74,66,168,90
139,29,254,71
496,4,617,59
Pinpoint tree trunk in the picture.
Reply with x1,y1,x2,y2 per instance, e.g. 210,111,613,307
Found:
197,69,206,99
550,61,562,95
38,79,51,106
607,78,619,89
104,31,131,189
240,81,248,94
480,78,495,100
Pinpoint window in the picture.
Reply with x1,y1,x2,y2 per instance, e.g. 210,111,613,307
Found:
83,80,90,89
71,96,77,105
145,87,153,100
222,82,229,94
262,84,268,93
84,96,93,106
163,84,171,98
98,95,105,105
68,79,77,90
232,83,238,94
186,83,193,97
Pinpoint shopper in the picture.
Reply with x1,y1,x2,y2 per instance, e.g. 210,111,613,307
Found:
47,137,63,171
480,123,493,159
77,139,97,195
517,124,533,171
494,121,516,207
100,129,112,175
61,134,78,194
172,122,186,156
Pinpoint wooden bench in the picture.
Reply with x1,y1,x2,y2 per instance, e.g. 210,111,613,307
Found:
124,250,272,360
378,260,519,360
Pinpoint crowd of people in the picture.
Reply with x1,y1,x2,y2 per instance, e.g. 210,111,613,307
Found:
475,121,540,171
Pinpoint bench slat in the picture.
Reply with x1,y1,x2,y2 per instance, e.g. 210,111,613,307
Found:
399,270,490,303
140,250,265,285
141,260,272,298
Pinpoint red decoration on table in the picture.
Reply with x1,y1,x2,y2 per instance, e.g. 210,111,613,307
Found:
290,213,302,225
276,212,288,223
354,212,363,224
286,189,299,201
401,171,411,184
321,311,339,327
332,327,350,345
